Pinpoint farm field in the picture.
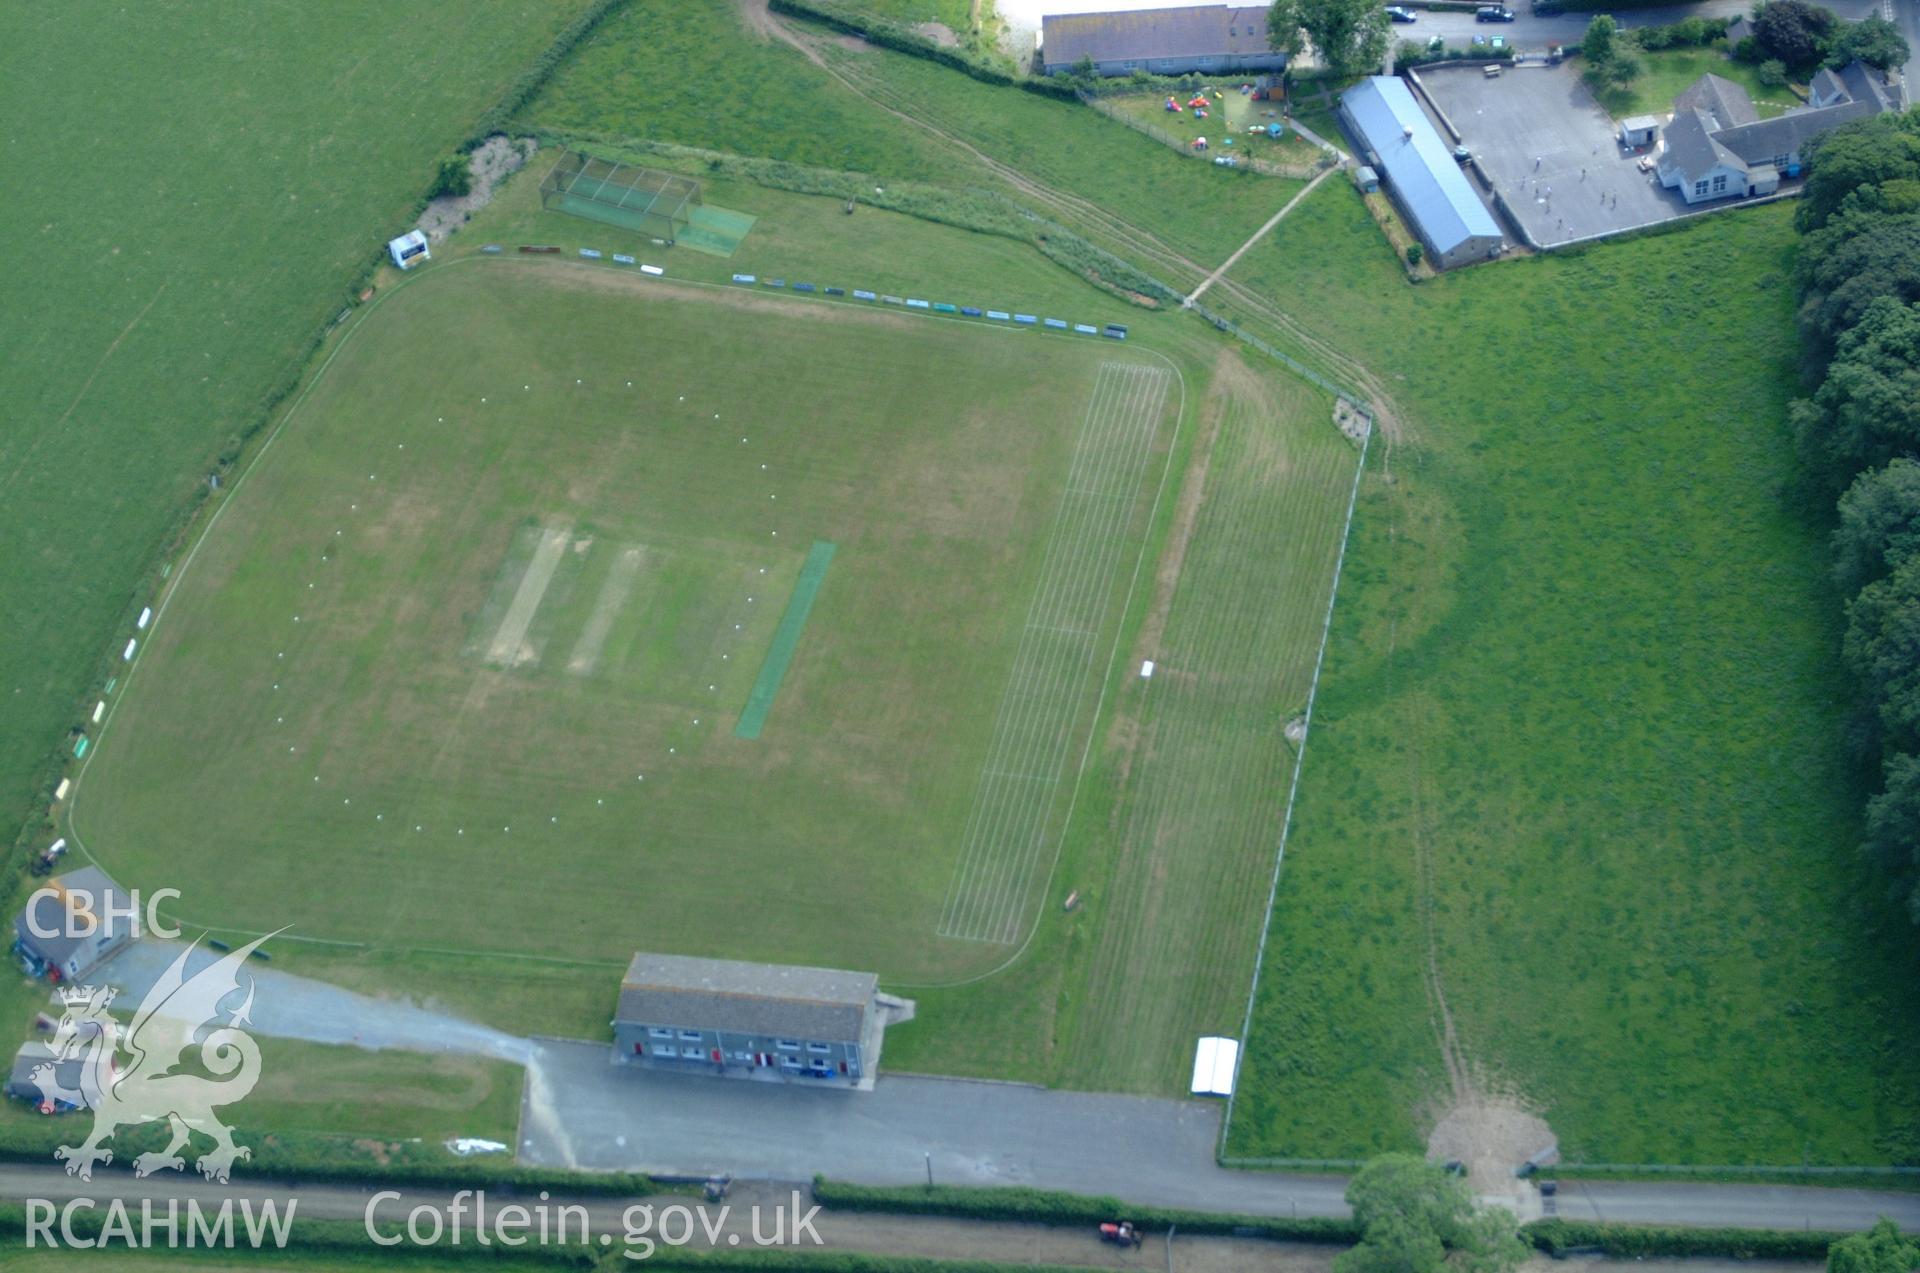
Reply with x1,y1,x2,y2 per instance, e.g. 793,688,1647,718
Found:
1221,181,1920,1165
0,0,597,854
526,0,977,182
72,260,1180,984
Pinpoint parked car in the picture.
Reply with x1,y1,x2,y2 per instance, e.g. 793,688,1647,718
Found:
1476,4,1515,20
1385,5,1418,21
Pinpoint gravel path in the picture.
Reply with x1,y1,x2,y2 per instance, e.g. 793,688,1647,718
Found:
93,939,532,1064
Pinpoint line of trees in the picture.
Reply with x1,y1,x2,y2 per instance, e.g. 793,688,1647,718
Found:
1733,0,1909,76
1791,109,1920,926
1267,0,1391,81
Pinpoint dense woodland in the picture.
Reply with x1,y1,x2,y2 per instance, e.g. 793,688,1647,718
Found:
1791,109,1920,925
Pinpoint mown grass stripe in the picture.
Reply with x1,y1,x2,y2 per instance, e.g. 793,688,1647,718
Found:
734,540,836,740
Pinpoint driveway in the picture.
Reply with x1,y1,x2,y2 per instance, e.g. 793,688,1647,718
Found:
519,1039,1348,1216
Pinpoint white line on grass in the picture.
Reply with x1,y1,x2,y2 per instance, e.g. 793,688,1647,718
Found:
938,367,1141,938
938,363,1170,943
969,366,1167,944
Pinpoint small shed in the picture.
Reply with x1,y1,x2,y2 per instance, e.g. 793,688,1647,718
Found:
387,229,430,270
1189,1035,1240,1097
1620,116,1660,148
1355,164,1380,193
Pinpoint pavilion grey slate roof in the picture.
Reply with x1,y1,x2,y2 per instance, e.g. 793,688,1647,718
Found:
617,952,876,1043
1340,76,1499,255
13,866,134,970
1041,5,1273,66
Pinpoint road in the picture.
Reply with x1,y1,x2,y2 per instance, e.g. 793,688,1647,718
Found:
1399,0,1886,52
518,1041,1920,1231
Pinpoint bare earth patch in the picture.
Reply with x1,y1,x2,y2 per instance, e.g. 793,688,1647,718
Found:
420,135,535,243
913,20,961,46
1426,1084,1557,1204
1334,396,1370,445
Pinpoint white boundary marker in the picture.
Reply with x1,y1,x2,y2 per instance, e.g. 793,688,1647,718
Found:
1217,411,1373,1155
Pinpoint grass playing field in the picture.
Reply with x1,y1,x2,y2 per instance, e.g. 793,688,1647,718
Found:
71,260,1181,984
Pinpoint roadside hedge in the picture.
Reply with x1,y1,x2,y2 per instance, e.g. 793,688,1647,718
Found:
809,1178,1362,1242
642,1256,1092,1272
1396,45,1519,71
814,1179,1913,1261
1523,1220,1847,1260
0,1117,652,1197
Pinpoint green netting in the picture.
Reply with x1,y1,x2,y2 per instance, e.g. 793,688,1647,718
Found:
676,205,758,258
539,152,700,240
735,540,836,740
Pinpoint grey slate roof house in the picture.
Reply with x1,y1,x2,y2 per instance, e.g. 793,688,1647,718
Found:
1039,5,1286,77
12,866,137,984
1339,76,1504,269
612,952,911,1089
1657,63,1898,204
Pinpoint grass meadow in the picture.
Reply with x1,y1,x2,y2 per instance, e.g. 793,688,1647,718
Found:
0,0,595,855
74,261,1178,984
1220,182,1920,1166
1593,47,1800,121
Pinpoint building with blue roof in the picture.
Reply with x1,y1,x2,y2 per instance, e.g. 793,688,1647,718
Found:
1339,76,1503,269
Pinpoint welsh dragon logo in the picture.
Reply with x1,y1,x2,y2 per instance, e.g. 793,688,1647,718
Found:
32,934,273,1182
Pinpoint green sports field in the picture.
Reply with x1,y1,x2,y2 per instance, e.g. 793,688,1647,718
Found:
71,261,1181,982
